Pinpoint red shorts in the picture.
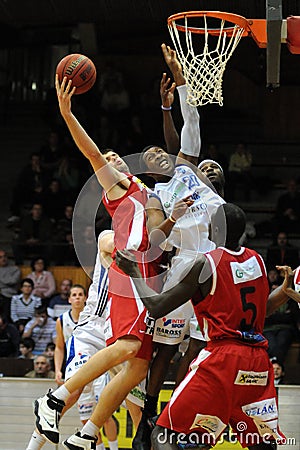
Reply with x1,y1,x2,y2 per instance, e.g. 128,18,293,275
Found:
158,340,286,448
104,262,154,361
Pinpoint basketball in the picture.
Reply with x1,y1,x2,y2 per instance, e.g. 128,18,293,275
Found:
56,53,97,95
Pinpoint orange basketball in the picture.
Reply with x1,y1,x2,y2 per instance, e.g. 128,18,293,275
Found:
56,54,97,95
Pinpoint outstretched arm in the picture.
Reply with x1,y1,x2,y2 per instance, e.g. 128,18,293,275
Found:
160,73,179,154
55,75,129,197
161,44,201,166
115,249,208,318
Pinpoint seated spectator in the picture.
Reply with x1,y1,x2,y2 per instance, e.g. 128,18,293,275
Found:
266,231,299,272
267,269,281,291
0,249,21,320
0,313,20,357
12,203,53,265
274,178,300,234
53,154,80,202
18,337,35,359
27,257,56,304
10,278,42,334
228,142,253,201
9,152,47,222
24,353,55,379
47,279,72,319
54,205,77,265
23,305,56,355
271,357,285,385
39,130,63,177
264,296,299,365
44,341,55,371
42,178,65,222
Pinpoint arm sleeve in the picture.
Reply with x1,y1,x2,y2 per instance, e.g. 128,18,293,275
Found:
177,85,201,157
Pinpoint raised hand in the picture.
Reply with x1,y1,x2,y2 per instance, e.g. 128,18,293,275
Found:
160,73,176,108
55,74,76,116
161,43,185,86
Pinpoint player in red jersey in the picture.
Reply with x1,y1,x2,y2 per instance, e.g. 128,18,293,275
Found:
33,76,178,450
116,203,294,450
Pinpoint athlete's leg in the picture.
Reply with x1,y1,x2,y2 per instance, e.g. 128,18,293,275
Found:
125,398,142,430
63,357,149,448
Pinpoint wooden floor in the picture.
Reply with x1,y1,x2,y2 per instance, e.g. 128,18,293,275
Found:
0,378,299,450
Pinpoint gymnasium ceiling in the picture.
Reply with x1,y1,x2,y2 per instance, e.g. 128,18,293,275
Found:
0,0,299,85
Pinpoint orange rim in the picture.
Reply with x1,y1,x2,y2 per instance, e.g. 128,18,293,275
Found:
167,11,267,47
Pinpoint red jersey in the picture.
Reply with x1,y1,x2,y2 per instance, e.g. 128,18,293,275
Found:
192,246,269,346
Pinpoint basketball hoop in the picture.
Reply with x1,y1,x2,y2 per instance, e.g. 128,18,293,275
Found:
167,11,255,106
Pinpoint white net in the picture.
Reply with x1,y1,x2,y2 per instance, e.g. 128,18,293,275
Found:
168,15,245,106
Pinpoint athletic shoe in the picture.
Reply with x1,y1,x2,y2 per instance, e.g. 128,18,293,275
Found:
132,413,158,450
34,389,65,444
63,431,97,450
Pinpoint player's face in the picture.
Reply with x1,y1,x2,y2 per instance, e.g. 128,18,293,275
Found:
143,147,174,176
69,287,86,309
199,162,224,185
104,151,129,173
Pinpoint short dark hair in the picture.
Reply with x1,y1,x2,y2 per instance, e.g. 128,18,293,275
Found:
213,203,246,244
21,278,34,289
20,337,35,351
139,144,165,173
34,305,48,316
71,284,87,296
45,342,55,351
30,256,47,271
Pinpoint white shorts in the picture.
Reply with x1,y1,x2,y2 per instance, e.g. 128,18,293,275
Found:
189,313,205,341
153,254,205,345
77,373,110,421
109,363,146,408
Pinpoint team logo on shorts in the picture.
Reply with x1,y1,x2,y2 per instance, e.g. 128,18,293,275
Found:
162,317,185,328
242,398,277,420
191,414,226,438
234,370,268,386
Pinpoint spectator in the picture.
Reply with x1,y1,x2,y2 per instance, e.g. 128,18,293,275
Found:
266,231,299,272
23,305,56,355
24,354,55,379
27,257,56,304
42,178,65,222
228,142,253,201
54,205,77,265
271,357,285,385
9,153,47,222
53,154,80,201
264,297,299,365
39,130,63,176
11,278,42,333
267,269,281,291
0,249,21,320
47,279,72,319
12,203,53,264
18,337,35,359
0,313,20,357
274,178,300,234
45,341,55,371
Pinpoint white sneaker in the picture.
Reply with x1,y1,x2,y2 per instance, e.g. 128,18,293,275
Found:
63,432,97,450
34,389,65,444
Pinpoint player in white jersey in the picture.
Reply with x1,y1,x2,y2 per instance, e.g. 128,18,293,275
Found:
133,45,226,450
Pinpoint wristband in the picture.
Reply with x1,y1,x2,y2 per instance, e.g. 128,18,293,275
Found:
161,105,172,111
168,215,176,223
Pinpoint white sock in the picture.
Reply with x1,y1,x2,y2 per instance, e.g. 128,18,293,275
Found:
96,444,105,450
81,420,99,439
53,385,70,401
108,439,118,450
25,430,46,450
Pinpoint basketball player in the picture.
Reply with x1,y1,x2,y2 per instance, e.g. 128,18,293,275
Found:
26,234,117,450
134,44,226,450
33,71,183,449
116,203,291,450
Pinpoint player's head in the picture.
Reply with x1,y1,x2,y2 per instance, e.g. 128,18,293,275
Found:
68,284,86,310
198,159,225,195
140,145,174,180
210,203,246,249
103,149,129,173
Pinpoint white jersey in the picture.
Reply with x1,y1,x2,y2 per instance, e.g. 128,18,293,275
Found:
59,310,77,342
154,164,225,254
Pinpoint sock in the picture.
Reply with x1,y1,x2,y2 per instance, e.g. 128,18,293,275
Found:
108,439,118,450
26,430,46,450
144,394,159,417
53,385,70,402
81,420,99,439
96,444,105,450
